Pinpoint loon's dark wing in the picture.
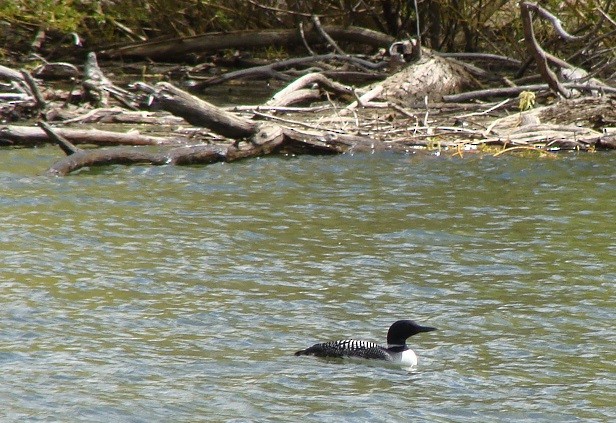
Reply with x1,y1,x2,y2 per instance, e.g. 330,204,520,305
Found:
295,339,392,360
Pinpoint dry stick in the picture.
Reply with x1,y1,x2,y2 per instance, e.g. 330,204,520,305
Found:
412,0,422,60
438,52,523,68
252,111,347,133
455,99,511,119
153,82,258,139
348,94,389,111
0,125,180,147
522,2,584,41
342,85,383,115
46,126,289,176
231,105,332,114
0,64,25,82
351,89,365,107
266,72,354,107
311,15,346,55
20,70,46,109
267,88,322,108
597,6,616,27
194,53,385,88
520,2,571,98
443,83,616,102
245,0,313,17
199,65,291,87
423,95,430,128
38,121,80,155
389,103,418,121
299,22,316,56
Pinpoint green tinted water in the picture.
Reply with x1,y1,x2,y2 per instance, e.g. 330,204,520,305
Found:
1,147,614,421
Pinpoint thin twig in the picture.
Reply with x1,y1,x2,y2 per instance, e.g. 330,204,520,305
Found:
597,6,616,28
389,103,418,120
299,22,316,56
423,95,430,128
252,110,347,133
341,85,383,115
443,82,616,102
455,99,511,119
20,69,46,110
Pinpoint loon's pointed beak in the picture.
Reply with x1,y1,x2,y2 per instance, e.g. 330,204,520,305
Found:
419,326,437,333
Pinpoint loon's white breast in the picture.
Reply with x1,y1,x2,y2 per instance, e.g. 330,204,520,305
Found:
395,347,418,367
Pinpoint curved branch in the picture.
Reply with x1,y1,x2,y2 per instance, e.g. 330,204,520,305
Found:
266,72,354,107
0,64,25,82
520,2,571,98
521,2,584,42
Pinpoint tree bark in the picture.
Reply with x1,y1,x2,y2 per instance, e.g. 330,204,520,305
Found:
153,82,258,138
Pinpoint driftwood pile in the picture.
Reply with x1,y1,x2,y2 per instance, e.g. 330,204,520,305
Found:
0,2,614,176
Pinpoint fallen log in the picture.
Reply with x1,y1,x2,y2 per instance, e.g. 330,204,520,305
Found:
0,125,187,147
100,26,395,60
37,17,616,177
46,72,616,175
46,124,286,176
45,121,413,176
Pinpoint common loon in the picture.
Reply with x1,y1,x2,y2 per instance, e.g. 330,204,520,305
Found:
294,320,436,367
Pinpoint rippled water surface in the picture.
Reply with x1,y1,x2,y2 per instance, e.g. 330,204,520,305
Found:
1,147,614,422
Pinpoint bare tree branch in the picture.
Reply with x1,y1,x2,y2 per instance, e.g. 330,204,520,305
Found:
520,2,572,97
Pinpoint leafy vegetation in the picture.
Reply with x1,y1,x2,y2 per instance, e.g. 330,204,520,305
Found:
0,0,613,70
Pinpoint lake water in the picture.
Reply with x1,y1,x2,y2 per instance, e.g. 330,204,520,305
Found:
1,147,614,422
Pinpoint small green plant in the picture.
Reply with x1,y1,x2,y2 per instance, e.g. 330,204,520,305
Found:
262,45,288,60
0,0,84,32
518,91,536,111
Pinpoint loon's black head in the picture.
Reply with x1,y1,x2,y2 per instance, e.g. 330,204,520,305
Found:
386,320,437,345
